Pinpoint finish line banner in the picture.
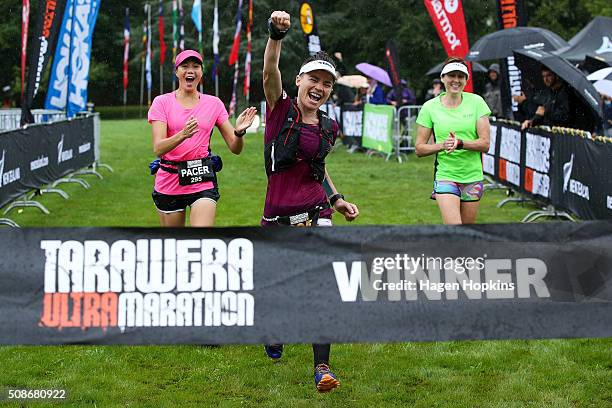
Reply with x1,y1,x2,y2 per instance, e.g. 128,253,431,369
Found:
0,223,611,345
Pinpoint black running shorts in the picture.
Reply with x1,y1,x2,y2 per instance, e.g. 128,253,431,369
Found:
152,188,220,213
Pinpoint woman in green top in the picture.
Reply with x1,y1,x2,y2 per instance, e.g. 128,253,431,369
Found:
415,57,491,225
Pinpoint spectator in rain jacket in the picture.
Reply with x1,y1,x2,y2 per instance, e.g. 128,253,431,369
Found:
483,63,502,117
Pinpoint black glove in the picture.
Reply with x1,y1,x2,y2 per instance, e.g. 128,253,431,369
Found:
268,18,290,41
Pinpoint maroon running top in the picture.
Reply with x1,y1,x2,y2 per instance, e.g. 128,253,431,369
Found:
262,93,338,223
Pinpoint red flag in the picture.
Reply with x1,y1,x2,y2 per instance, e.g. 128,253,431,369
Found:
423,0,473,92
21,0,30,99
158,1,166,64
123,8,130,91
228,0,243,66
243,0,252,97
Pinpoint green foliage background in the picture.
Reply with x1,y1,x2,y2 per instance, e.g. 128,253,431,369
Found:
2,0,611,109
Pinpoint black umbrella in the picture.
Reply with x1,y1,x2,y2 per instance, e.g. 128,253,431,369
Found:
467,27,568,61
554,16,612,63
513,49,604,126
426,61,487,76
580,54,612,74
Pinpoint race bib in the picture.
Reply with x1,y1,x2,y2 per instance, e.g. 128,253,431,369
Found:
176,158,215,186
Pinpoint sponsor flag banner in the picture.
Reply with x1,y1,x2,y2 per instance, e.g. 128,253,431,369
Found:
228,0,243,66
191,0,202,33
243,0,253,99
158,2,166,94
499,55,523,119
21,0,30,100
67,0,100,117
229,60,240,116
423,0,473,92
123,8,130,94
21,0,66,125
0,116,95,209
212,0,220,95
0,222,610,345
299,1,321,56
361,103,394,154
172,0,178,89
145,3,152,105
385,39,402,105
496,0,528,119
44,0,100,117
191,0,203,92
159,1,167,65
496,0,527,29
178,0,185,51
228,0,243,115
172,0,178,59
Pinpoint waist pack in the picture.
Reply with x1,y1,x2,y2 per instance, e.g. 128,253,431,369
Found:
149,154,223,186
263,202,330,226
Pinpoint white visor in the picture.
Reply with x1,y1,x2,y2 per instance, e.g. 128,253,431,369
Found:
440,62,469,80
298,60,337,80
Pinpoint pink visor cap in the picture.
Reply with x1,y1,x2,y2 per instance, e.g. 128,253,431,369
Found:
175,50,203,68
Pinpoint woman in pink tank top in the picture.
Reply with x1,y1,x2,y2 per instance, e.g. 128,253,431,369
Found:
261,10,360,392
148,50,256,227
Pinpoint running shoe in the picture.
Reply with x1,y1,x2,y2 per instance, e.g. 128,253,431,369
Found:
264,344,284,360
314,363,340,392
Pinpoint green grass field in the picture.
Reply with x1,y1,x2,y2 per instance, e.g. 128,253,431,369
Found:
0,120,610,407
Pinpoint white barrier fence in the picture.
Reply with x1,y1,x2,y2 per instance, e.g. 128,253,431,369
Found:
0,109,67,132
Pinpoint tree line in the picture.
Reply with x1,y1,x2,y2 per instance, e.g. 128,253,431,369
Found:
1,0,610,109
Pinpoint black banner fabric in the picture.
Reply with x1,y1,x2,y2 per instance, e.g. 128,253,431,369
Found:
21,0,66,125
0,116,95,208
0,223,611,345
496,0,527,120
552,133,612,220
488,120,612,220
498,56,523,120
496,0,527,29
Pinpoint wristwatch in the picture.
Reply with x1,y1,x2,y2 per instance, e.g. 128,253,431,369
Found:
234,128,246,138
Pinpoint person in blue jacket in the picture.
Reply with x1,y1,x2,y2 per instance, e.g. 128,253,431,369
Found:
366,78,386,104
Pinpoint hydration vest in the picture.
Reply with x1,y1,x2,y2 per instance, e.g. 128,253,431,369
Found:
264,99,335,183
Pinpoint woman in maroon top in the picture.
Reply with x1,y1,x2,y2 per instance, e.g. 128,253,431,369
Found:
261,10,359,392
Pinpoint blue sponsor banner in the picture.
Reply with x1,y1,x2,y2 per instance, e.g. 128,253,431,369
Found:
45,0,101,117
45,0,74,112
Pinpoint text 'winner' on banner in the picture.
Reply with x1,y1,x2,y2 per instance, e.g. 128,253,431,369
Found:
0,223,610,345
